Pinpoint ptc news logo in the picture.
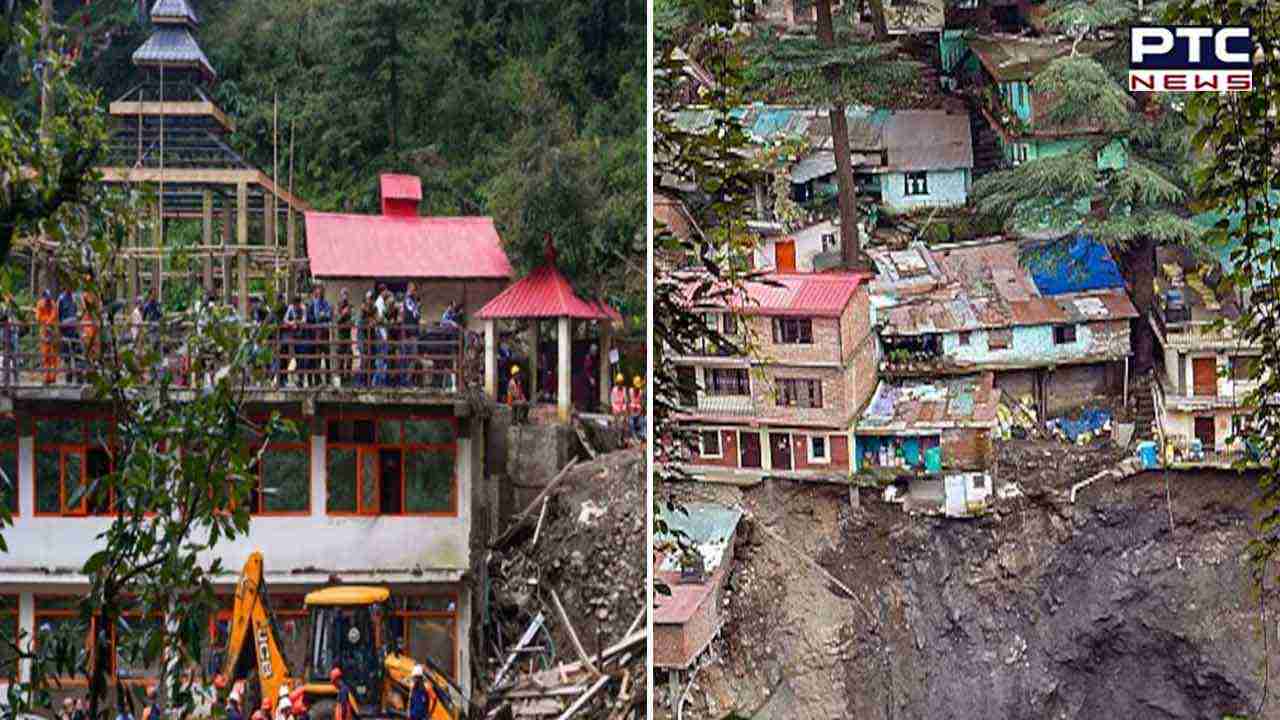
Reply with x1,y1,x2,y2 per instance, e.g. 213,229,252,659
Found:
1129,26,1254,92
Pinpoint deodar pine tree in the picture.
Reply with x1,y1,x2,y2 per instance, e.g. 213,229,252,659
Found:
971,0,1201,372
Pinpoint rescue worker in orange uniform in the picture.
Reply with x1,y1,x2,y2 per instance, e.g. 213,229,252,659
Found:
611,372,629,437
629,375,645,441
35,289,59,384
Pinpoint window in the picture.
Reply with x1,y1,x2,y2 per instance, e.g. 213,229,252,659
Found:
1015,143,1029,164
808,435,829,463
722,313,738,337
1230,356,1253,381
705,368,750,396
35,416,115,516
988,328,1012,350
777,378,823,408
957,331,971,346
905,171,929,197
699,431,722,458
1053,324,1078,345
772,317,813,344
246,417,310,515
821,233,839,253
0,596,16,681
0,416,16,516
326,416,458,515
115,608,165,681
35,596,90,679
386,595,458,680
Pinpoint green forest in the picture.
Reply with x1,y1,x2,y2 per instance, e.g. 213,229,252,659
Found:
1,0,645,311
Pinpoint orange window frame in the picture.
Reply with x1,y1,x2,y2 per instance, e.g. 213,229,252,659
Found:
113,608,164,684
0,415,18,517
33,415,116,517
34,595,92,683
325,415,458,518
392,593,458,680
242,416,311,516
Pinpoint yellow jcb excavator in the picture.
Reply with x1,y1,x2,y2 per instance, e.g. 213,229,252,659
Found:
218,551,461,719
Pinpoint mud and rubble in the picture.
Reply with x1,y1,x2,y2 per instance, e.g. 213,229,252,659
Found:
482,447,646,718
660,447,1278,720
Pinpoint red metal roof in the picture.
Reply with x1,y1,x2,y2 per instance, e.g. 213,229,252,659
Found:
476,262,621,321
690,272,871,317
379,174,422,201
305,213,513,279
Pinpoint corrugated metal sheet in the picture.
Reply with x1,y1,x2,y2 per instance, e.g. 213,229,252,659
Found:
476,264,620,321
870,238,1137,335
707,272,871,317
379,174,422,202
305,213,513,280
151,0,198,24
858,373,998,432
883,111,973,172
132,26,215,77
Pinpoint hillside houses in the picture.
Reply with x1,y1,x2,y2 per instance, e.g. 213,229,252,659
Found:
869,237,1137,415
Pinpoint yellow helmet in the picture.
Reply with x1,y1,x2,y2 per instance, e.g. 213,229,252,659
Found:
511,365,521,375
632,375,643,388
615,372,624,384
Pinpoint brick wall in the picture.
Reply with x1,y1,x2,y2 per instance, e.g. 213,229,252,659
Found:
940,427,992,470
748,315,843,365
791,433,851,472
689,427,741,468
753,365,853,426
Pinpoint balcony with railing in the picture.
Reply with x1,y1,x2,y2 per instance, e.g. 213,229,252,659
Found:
0,320,477,401
1151,302,1248,351
675,392,756,419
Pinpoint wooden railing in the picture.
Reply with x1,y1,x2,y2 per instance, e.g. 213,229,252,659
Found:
0,320,472,392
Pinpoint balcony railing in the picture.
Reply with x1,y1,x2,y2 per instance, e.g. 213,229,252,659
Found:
677,393,755,417
1153,303,1246,348
0,320,473,393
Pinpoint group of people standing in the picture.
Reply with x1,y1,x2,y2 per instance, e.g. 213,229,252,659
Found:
0,282,466,390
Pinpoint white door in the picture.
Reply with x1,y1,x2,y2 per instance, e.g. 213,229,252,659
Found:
944,474,966,517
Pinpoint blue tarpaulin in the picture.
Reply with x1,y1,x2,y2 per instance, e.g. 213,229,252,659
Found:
1049,408,1111,442
1029,236,1126,296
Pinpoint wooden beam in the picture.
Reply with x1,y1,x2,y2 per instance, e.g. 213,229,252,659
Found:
151,203,162,300
221,202,232,303
107,100,235,132
237,250,249,317
96,167,312,212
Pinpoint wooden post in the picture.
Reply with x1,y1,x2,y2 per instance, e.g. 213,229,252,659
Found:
528,320,540,400
201,190,213,293
286,207,297,298
484,319,497,400
236,182,248,315
598,321,612,409
151,203,163,301
237,250,249,318
264,193,276,249
558,316,571,423
221,201,233,303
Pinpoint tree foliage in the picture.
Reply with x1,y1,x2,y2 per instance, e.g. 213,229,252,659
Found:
1168,0,1280,590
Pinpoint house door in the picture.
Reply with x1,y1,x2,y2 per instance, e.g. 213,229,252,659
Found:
770,433,793,471
775,240,797,273
1192,357,1217,397
740,432,763,469
676,366,697,408
1194,417,1216,450
944,474,967,517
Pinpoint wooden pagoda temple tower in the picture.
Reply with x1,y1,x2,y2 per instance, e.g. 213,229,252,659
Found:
51,0,309,314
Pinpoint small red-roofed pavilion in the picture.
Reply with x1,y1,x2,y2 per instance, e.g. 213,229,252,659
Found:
477,237,621,422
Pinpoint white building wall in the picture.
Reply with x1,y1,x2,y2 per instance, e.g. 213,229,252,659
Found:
754,220,839,272
880,168,970,211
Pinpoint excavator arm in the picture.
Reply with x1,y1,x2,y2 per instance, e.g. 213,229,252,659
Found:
221,551,294,711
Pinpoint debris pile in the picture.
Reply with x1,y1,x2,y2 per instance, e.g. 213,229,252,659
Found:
482,448,647,719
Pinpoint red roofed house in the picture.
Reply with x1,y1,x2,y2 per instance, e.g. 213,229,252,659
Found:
671,271,877,480
305,174,514,332
654,503,743,672
477,239,622,423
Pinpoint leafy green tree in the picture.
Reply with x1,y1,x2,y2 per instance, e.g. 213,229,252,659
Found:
0,17,275,719
1168,0,1280,585
738,2,929,269
971,1,1201,371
